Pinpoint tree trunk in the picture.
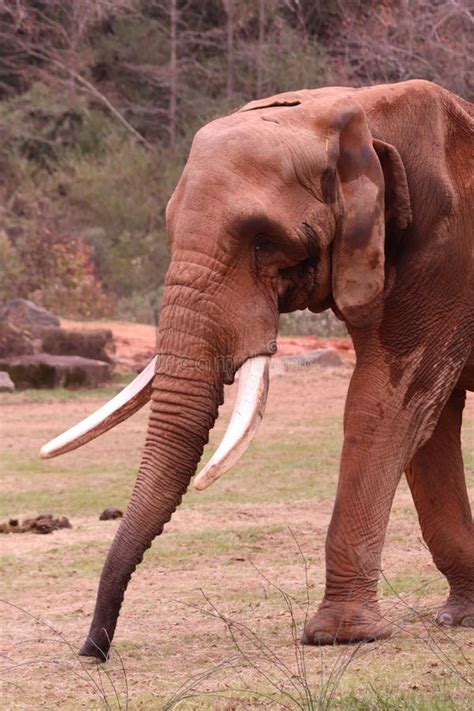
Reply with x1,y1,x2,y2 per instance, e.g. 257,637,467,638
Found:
223,0,234,101
256,0,265,97
169,0,178,152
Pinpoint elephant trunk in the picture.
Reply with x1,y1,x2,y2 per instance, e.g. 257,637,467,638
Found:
80,309,223,659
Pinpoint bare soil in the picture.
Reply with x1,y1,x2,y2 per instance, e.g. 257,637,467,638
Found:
0,326,472,709
61,318,355,370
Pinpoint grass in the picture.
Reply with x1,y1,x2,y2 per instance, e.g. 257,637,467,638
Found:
334,690,463,710
5,371,135,403
1,369,473,708
0,420,342,517
463,416,473,484
0,541,110,591
380,573,444,598
145,524,286,567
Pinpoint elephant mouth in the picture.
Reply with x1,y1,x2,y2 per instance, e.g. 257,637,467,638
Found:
193,355,269,490
40,355,271,490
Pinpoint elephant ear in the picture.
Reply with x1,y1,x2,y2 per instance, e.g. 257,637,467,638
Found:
330,105,411,327
372,138,412,230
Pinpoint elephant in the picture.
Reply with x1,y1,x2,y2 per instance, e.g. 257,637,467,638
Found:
41,79,474,660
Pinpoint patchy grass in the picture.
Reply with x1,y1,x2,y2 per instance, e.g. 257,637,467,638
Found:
380,573,444,598
1,367,472,709
0,451,137,517
463,416,473,485
7,372,135,403
144,524,288,573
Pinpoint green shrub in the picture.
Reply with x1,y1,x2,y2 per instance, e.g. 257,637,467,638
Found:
114,289,164,324
0,210,113,318
0,83,111,170
65,133,171,297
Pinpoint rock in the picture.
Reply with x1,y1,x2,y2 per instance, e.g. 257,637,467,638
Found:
290,348,343,368
0,514,72,534
99,507,123,521
271,348,343,376
40,327,116,363
2,298,60,333
0,354,113,389
0,320,35,357
0,370,15,392
28,515,71,534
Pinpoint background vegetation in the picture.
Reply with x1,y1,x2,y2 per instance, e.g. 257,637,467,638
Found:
0,0,472,322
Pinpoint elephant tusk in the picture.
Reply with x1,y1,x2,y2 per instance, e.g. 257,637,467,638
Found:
40,357,157,459
193,355,270,491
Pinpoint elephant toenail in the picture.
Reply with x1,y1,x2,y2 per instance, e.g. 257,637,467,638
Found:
301,628,334,645
437,612,453,625
461,616,474,627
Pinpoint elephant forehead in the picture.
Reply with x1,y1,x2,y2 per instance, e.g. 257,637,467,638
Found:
169,168,304,234
186,118,330,196
191,120,289,171
166,115,332,240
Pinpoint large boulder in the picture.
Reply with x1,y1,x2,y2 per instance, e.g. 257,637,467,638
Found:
0,354,112,389
2,299,60,334
0,320,35,357
0,301,117,390
40,327,116,363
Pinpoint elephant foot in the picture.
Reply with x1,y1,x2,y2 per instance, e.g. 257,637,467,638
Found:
79,633,110,662
436,592,474,628
301,600,392,645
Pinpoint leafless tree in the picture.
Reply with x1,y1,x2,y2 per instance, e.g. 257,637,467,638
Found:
169,0,178,151
0,0,158,151
334,0,473,99
256,0,265,96
222,0,235,100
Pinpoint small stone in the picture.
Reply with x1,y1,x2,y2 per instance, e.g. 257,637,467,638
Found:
0,514,72,534
271,348,343,377
285,348,343,369
56,516,72,529
32,519,56,534
0,370,15,392
99,507,123,521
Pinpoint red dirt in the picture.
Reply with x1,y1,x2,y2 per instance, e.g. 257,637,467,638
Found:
62,319,354,370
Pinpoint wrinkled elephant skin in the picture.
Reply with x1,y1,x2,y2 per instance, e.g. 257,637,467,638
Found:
43,80,473,659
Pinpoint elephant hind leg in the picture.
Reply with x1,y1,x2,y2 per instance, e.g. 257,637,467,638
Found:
405,388,474,627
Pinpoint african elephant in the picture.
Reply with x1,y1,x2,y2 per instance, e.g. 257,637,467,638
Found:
42,79,474,660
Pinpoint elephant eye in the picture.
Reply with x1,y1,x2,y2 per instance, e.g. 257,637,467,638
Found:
254,235,275,254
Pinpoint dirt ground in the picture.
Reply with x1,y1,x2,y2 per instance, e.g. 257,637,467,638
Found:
0,330,472,709
61,318,355,370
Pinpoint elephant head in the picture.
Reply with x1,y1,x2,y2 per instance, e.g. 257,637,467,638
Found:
41,83,445,660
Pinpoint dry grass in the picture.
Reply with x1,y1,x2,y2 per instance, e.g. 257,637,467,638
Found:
1,364,473,709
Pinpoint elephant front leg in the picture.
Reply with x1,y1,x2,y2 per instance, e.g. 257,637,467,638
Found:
302,344,469,646
405,388,474,628
302,424,403,644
